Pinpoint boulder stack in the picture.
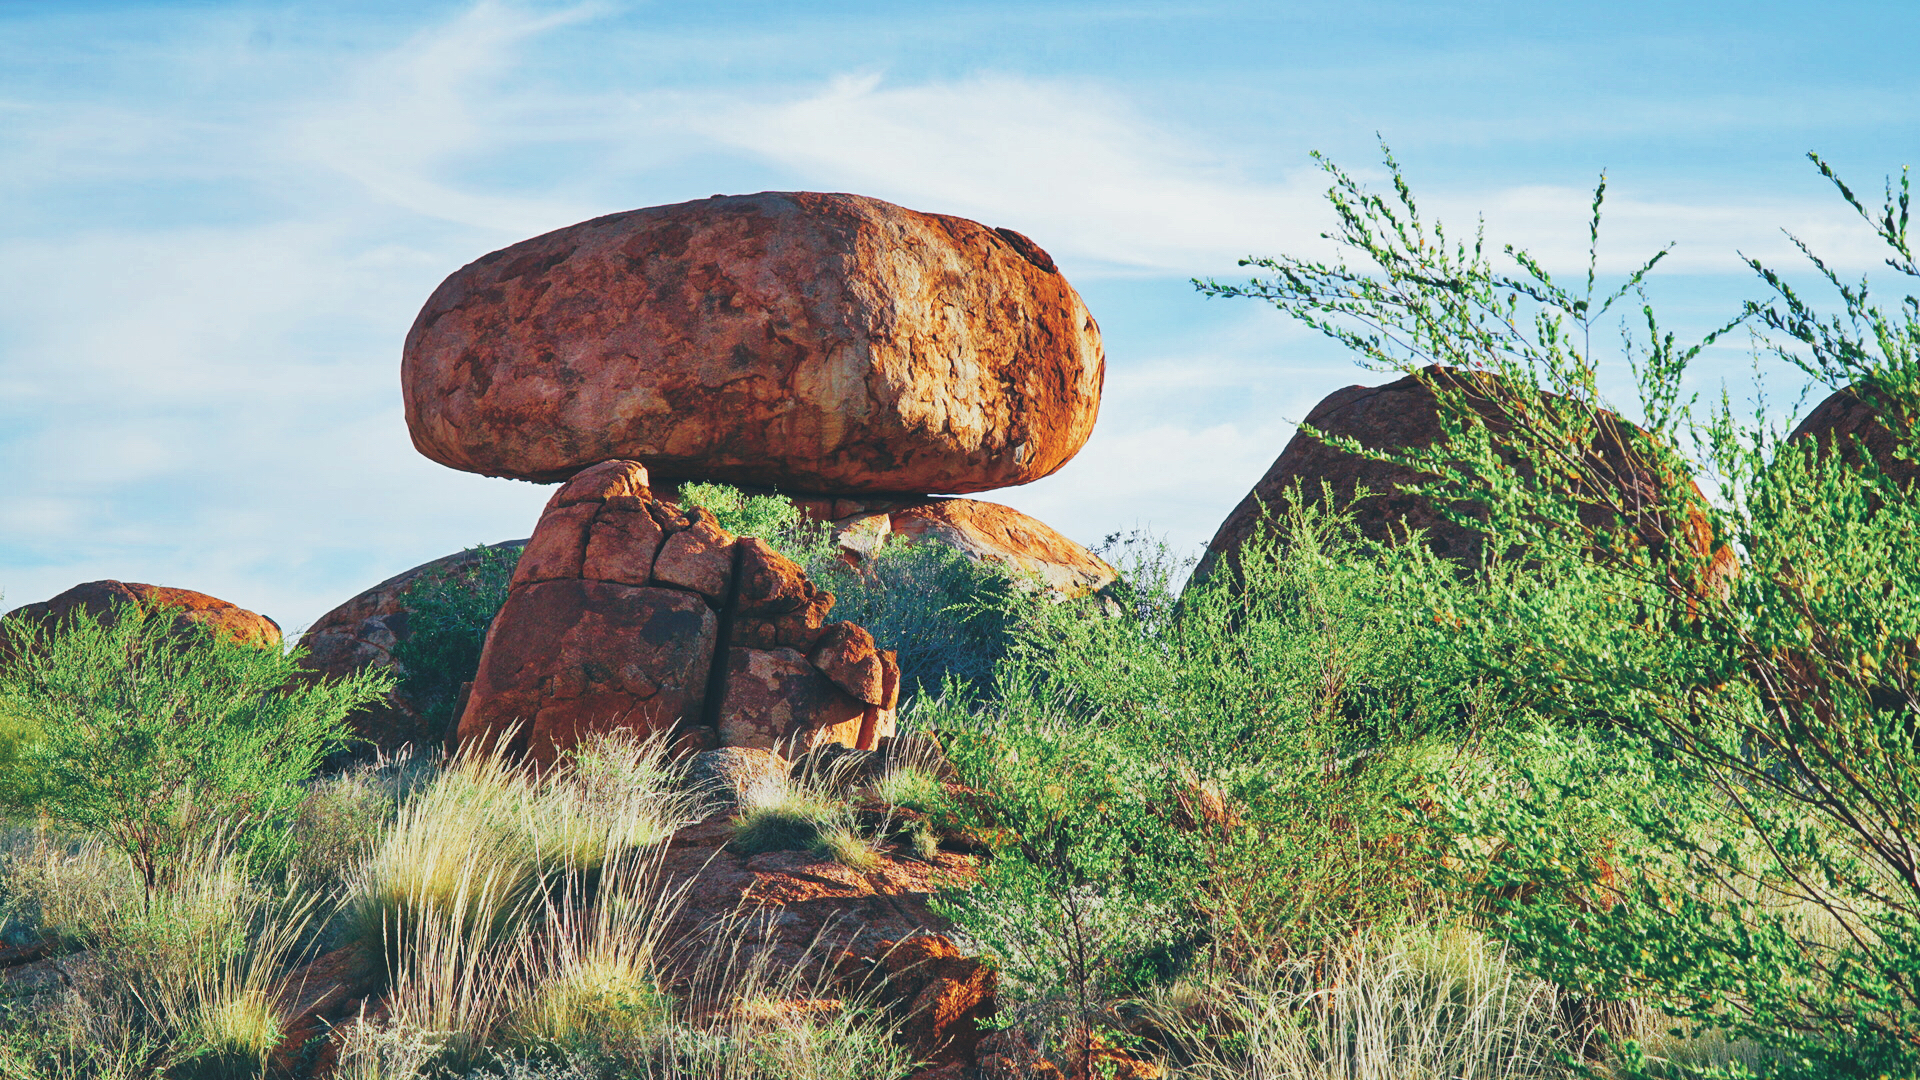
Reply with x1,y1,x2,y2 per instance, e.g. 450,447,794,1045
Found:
457,461,898,766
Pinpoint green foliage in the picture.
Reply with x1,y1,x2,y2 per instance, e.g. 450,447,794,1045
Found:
0,601,391,897
390,543,521,744
678,480,1032,702
931,501,1524,1070
676,482,832,563
812,541,1025,701
1203,146,1920,1076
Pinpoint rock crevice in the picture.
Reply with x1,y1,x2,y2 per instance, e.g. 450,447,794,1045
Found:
457,460,899,765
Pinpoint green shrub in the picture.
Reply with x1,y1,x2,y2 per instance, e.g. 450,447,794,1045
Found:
1202,146,1920,1076
677,481,1033,703
389,543,521,744
0,600,391,897
812,541,1025,702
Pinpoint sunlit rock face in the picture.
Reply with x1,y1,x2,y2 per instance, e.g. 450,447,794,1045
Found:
403,191,1104,495
456,461,898,767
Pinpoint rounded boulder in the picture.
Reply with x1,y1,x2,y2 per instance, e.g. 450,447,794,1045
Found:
403,191,1104,494
0,581,280,660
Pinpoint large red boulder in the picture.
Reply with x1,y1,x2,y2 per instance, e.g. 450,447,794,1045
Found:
1196,367,1732,587
0,581,280,660
1787,383,1916,488
402,192,1103,494
458,461,898,766
296,541,525,757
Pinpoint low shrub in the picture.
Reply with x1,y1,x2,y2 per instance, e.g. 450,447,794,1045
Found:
0,599,392,897
389,543,521,745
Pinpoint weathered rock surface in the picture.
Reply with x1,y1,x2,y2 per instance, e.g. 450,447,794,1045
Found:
656,809,995,1070
458,461,898,766
1196,367,1732,586
1787,384,1917,488
402,191,1104,494
296,541,525,757
0,581,280,661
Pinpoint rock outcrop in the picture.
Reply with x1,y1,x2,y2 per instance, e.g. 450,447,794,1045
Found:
0,581,280,661
1197,367,1731,586
296,541,525,757
403,191,1103,495
458,461,898,766
1787,383,1917,488
655,794,996,1073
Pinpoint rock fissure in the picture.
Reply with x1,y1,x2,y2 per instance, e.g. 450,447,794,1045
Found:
457,460,896,765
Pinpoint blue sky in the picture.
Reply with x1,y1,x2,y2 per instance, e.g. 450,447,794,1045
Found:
2,0,1915,634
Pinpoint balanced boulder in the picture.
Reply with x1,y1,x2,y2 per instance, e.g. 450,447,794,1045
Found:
402,192,1103,494
0,581,280,661
458,461,899,766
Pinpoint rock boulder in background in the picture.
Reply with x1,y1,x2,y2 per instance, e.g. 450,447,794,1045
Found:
296,540,525,758
0,581,280,661
1787,384,1917,488
1196,367,1734,588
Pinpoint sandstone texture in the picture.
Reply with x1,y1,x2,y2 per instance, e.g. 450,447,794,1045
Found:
404,191,1104,494
1787,383,1917,488
1196,367,1733,587
458,461,899,766
295,540,525,757
0,580,280,661
655,806,996,1072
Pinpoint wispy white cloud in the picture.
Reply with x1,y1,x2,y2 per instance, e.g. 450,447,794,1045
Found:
0,0,1903,631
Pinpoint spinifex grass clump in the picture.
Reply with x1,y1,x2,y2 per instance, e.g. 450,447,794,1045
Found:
727,778,882,873
346,732,701,974
0,829,324,1079
345,747,545,969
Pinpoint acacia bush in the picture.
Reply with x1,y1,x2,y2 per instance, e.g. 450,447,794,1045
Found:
390,543,521,744
0,600,390,896
1201,147,1920,1076
924,502,1597,1074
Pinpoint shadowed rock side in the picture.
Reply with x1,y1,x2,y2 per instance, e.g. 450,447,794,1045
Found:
0,580,280,661
458,460,899,767
295,539,527,757
1787,383,1918,488
402,191,1104,494
1195,367,1734,588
